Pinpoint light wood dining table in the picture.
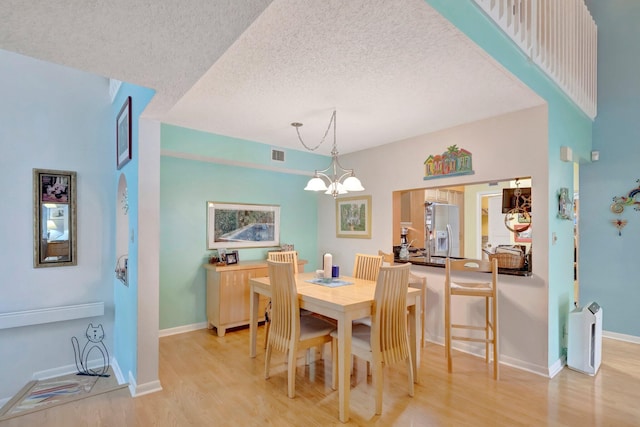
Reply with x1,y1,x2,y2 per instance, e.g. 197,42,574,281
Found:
249,272,422,423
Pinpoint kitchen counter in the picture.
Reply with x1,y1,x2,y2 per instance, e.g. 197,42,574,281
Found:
396,255,533,277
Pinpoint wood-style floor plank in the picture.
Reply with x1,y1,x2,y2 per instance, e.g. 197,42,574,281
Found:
1,327,638,426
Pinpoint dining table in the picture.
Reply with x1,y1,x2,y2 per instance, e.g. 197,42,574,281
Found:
249,271,422,423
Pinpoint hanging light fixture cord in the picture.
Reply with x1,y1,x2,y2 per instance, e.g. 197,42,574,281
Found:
292,110,364,198
292,110,336,152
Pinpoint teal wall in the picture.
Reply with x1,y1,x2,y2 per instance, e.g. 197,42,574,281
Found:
159,124,325,330
427,0,594,364
581,1,640,337
112,83,156,380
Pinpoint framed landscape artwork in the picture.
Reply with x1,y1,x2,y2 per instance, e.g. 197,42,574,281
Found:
336,195,372,239
207,202,280,249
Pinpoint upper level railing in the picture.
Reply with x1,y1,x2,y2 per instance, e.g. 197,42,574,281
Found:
472,0,597,119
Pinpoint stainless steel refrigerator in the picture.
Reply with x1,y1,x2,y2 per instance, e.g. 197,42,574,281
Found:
425,202,460,257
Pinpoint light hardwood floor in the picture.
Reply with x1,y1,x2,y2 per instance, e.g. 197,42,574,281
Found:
2,328,639,426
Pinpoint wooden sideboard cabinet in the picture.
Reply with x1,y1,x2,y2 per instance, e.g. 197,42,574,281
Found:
204,259,307,337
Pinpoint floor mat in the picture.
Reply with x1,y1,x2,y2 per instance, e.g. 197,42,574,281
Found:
0,367,127,421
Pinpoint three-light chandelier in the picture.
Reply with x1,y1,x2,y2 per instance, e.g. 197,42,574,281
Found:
292,110,364,198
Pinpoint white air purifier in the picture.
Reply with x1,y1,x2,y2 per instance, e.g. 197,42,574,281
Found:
567,302,602,376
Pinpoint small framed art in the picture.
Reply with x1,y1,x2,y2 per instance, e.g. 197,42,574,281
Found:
514,224,532,243
116,96,132,169
336,195,372,239
226,250,239,265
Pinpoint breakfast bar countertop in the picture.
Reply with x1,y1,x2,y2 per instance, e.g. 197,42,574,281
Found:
397,256,533,277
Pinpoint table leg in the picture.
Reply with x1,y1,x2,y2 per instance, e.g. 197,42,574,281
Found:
408,296,420,383
249,286,258,358
337,315,351,422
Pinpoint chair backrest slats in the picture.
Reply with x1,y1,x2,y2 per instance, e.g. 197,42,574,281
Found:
372,263,411,365
378,250,394,266
267,260,299,352
268,250,299,274
353,253,383,281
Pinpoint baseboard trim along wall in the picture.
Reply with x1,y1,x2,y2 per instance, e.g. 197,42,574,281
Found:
158,322,208,337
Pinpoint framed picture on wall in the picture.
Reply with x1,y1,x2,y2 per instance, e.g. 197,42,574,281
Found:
116,96,132,169
336,195,372,239
514,224,532,243
206,202,280,249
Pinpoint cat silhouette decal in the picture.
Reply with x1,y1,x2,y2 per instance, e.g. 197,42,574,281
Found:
72,323,110,377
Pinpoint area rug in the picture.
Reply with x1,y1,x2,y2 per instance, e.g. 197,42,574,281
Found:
0,367,128,421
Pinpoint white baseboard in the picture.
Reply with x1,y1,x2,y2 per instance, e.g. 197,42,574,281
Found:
109,358,127,387
31,358,109,381
425,336,551,377
603,330,640,344
159,322,208,337
128,371,162,397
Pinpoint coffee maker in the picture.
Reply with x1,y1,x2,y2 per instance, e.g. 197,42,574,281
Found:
400,227,409,246
399,227,410,259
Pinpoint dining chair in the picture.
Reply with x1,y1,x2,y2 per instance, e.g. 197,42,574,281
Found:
264,251,299,348
353,253,383,281
378,250,394,265
264,260,336,398
445,257,499,380
379,250,427,347
331,263,414,415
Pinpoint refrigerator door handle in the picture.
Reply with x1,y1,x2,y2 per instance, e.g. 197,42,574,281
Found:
446,224,453,258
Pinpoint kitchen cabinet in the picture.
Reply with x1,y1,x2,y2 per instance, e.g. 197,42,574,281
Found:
204,259,306,336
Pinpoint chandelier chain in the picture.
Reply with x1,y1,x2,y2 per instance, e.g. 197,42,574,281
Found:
294,110,336,152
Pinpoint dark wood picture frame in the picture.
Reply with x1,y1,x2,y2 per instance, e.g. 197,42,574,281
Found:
226,250,239,265
116,96,132,170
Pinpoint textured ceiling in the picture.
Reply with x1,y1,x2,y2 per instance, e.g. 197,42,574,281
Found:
0,0,544,155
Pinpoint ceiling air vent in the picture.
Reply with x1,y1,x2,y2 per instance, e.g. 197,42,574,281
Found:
271,149,285,162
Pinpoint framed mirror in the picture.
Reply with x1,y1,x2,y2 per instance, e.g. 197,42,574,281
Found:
33,168,77,267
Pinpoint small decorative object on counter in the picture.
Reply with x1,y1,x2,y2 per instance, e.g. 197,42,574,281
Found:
332,265,339,278
226,250,239,265
323,253,333,278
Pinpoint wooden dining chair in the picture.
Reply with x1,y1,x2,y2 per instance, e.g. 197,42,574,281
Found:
264,251,299,348
445,257,499,380
264,260,336,398
331,263,414,415
353,253,383,281
379,250,427,347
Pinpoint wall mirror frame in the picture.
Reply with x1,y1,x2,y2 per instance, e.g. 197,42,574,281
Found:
33,168,77,268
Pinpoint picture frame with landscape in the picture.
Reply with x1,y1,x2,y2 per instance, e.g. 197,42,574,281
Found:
207,202,280,249
336,195,372,239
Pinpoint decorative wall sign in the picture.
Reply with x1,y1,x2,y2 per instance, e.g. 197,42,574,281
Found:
557,187,573,220
610,179,640,214
423,145,474,180
611,219,628,236
609,179,639,236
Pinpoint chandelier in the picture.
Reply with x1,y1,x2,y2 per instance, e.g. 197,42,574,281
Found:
292,110,364,198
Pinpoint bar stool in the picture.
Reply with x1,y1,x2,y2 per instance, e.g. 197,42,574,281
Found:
444,257,499,380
